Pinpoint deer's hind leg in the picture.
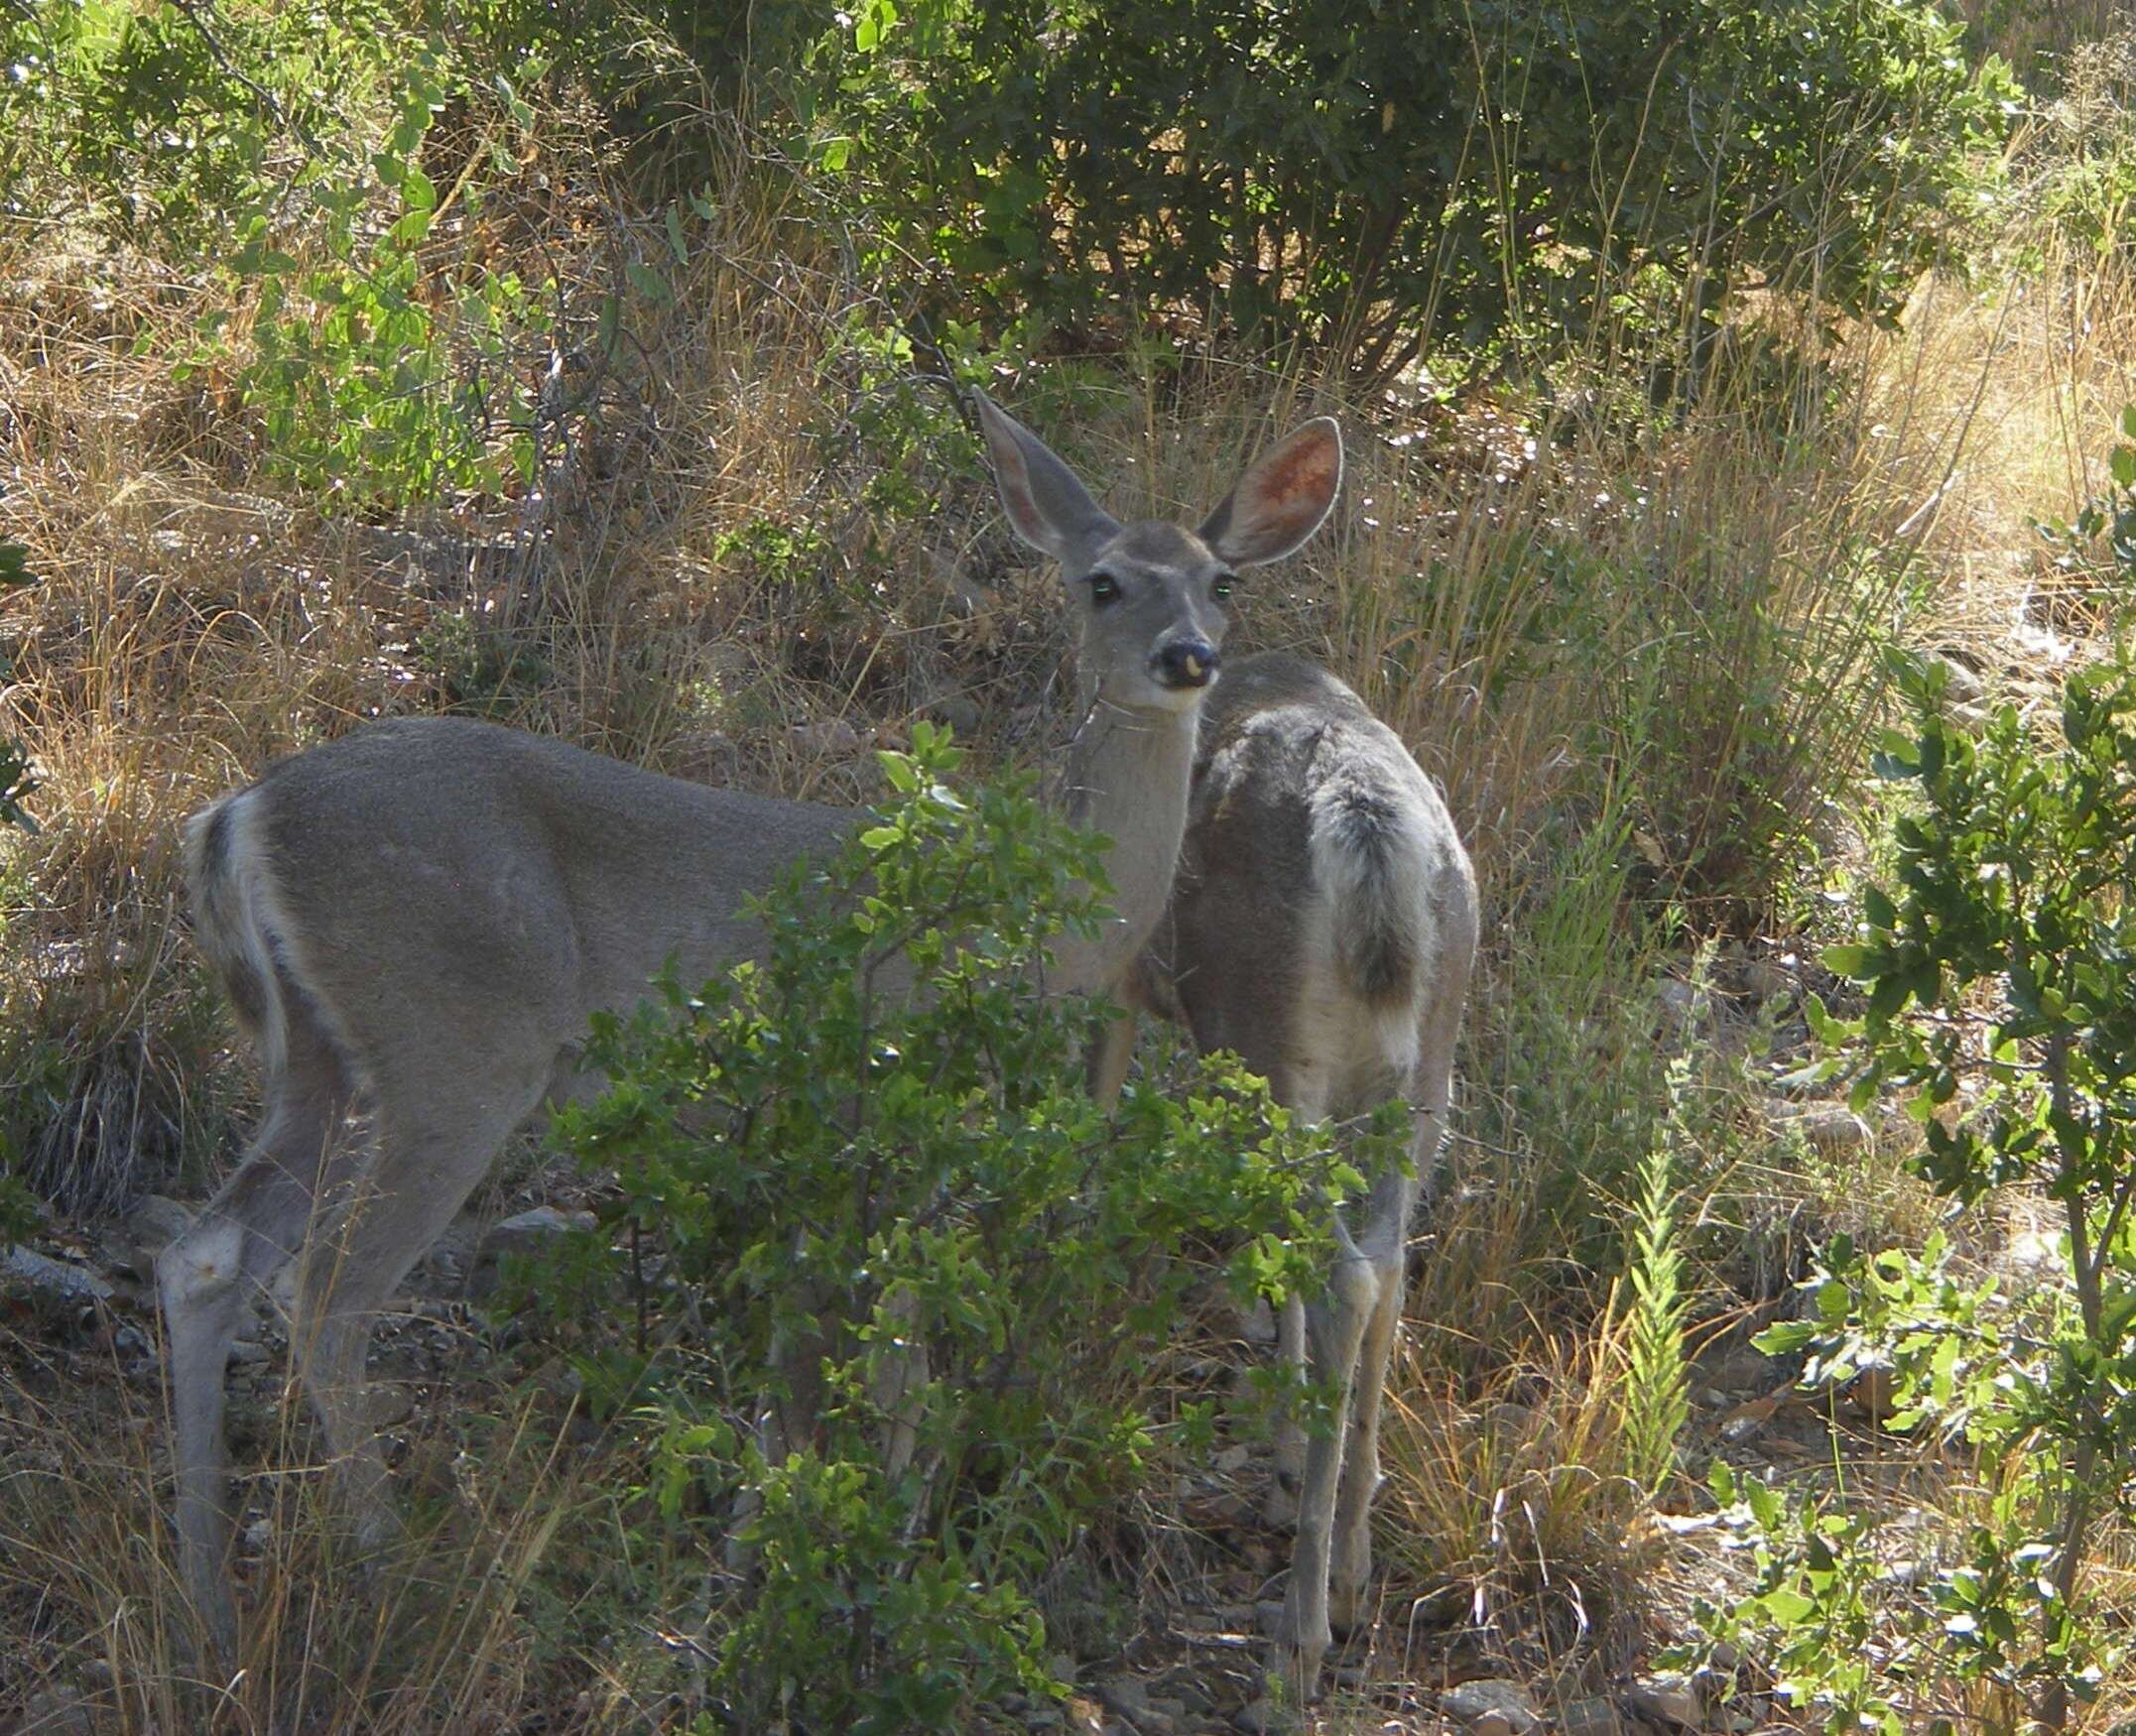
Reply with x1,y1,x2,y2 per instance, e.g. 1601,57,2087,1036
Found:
160,1014,355,1657
1329,992,1463,1632
1326,1167,1418,1633
287,1045,556,1550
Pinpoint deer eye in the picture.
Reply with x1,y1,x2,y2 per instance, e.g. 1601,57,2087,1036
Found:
1087,571,1121,605
1211,572,1237,599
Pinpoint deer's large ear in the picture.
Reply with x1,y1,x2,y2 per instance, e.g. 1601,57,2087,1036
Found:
975,393,1119,563
1198,417,1343,567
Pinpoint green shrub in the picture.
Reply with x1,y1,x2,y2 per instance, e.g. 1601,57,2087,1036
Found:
512,724,1384,1727
1699,631,2136,1733
801,0,2015,376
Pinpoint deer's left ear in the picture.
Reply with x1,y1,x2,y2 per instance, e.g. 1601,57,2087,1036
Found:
1198,418,1343,568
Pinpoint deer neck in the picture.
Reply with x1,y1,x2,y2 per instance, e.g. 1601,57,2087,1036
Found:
1052,681,1200,997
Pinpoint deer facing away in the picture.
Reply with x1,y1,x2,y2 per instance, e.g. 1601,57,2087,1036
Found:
1098,652,1479,1704
159,397,1344,1657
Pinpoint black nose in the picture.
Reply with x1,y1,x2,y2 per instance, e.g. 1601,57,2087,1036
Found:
1155,638,1219,688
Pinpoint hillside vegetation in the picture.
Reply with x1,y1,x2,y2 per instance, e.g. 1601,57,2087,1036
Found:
4,1,2136,1730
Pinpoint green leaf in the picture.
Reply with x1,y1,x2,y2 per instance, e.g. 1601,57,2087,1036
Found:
626,261,674,306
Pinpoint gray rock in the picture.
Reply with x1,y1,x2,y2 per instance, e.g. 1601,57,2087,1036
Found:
1738,959,1796,1003
789,718,864,757
1160,1672,1215,1714
2,1246,114,1305
1098,1677,1153,1720
1558,1695,1623,1736
1213,1442,1253,1475
927,691,983,736
1628,1672,1705,1730
1443,1678,1545,1736
17,1687,96,1734
1714,1350,1772,1393
1766,1100,1871,1155
478,1206,596,1271
1233,1697,1283,1734
1926,649,1984,705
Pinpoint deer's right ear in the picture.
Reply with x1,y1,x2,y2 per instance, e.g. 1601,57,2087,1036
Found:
975,393,1119,563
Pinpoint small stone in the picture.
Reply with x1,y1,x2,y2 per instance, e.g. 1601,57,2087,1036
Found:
242,1518,273,1551
1254,1600,1287,1637
1927,649,1984,705
789,718,864,757
1766,1101,1870,1155
1738,959,1795,1002
477,1206,596,1272
1214,1443,1252,1474
1628,1672,1704,1730
1408,1582,1469,1627
927,691,982,736
17,1689,94,1735
367,1385,416,1429
3,1246,114,1305
1161,1672,1216,1714
227,1338,270,1369
1099,1678,1153,1721
1715,1350,1771,1392
1558,1695,1623,1736
1233,1697,1282,1734
1442,1678,1544,1736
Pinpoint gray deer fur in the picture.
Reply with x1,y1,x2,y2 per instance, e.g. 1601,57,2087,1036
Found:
1096,652,1478,1703
159,396,1344,1658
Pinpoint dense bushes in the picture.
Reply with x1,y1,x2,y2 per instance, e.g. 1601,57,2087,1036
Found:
802,0,2015,376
